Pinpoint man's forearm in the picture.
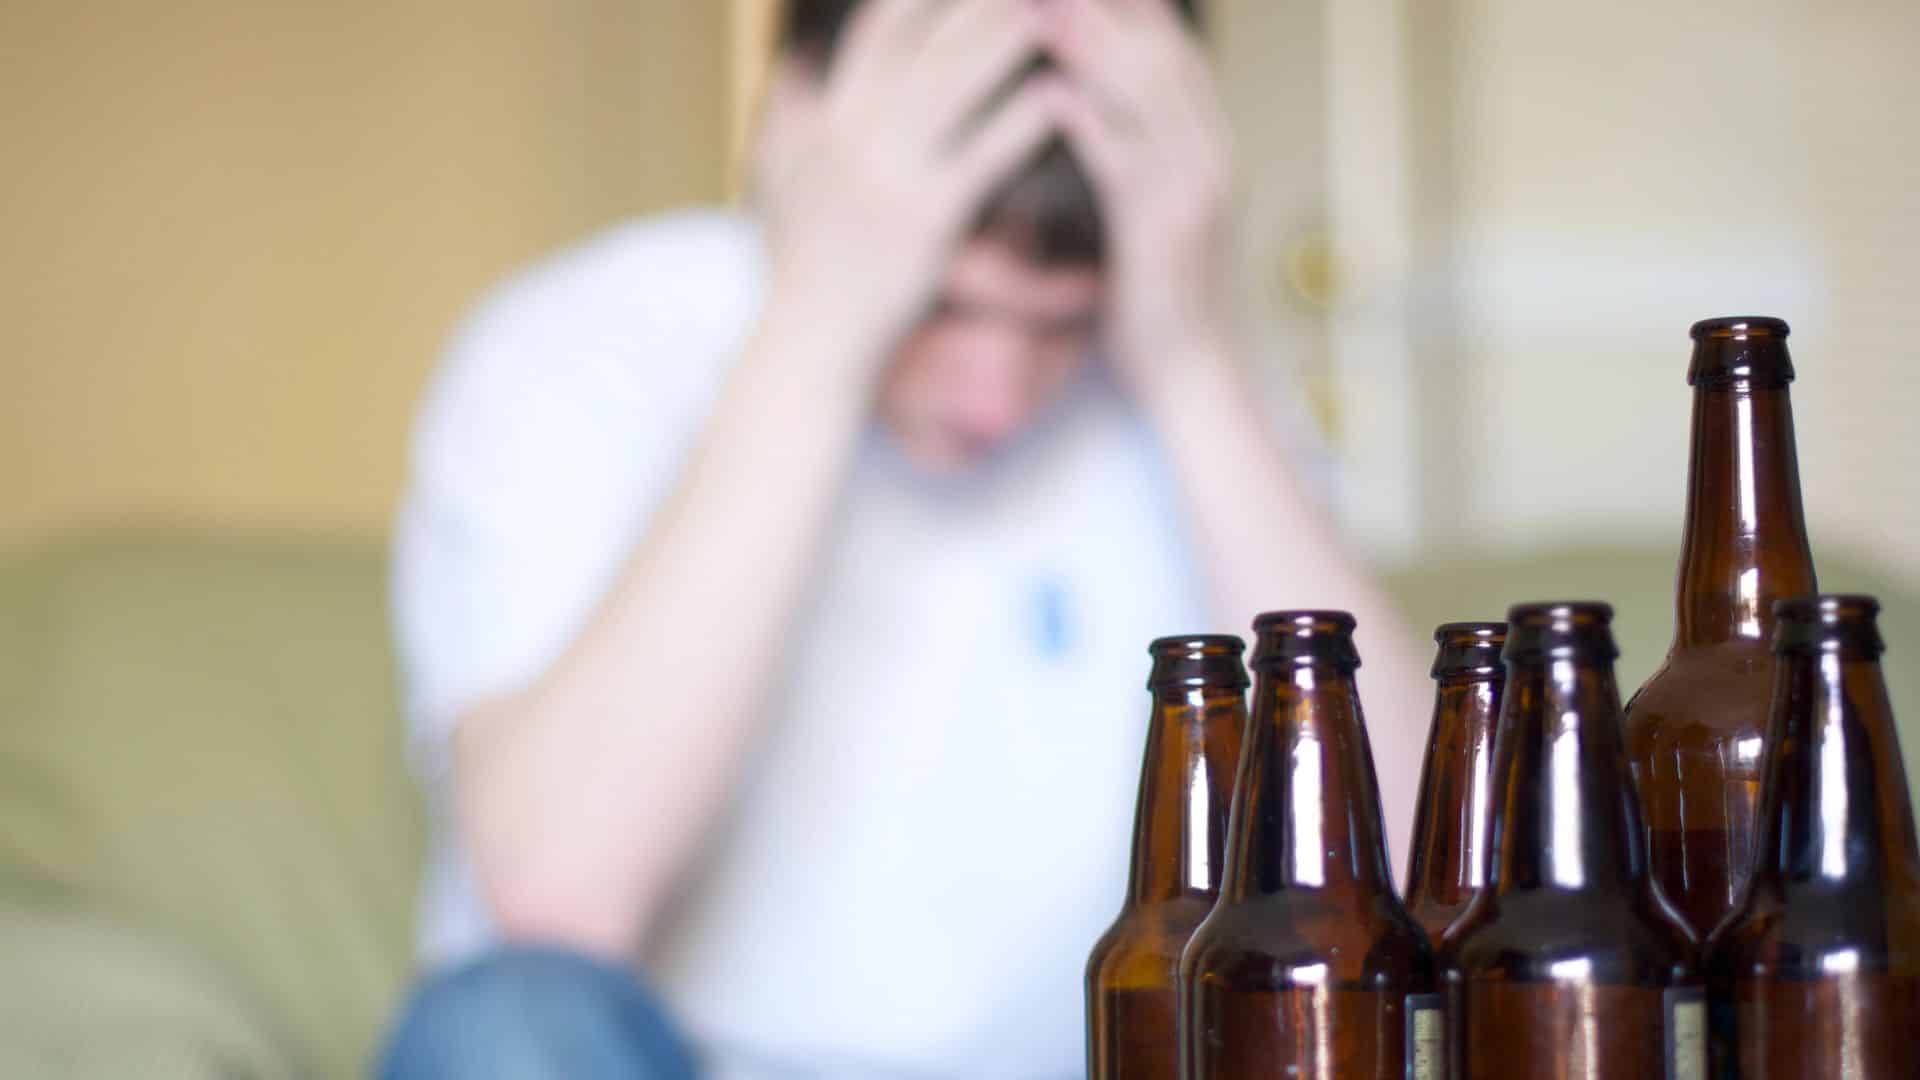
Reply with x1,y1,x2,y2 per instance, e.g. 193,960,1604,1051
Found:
453,305,878,959
1135,346,1431,870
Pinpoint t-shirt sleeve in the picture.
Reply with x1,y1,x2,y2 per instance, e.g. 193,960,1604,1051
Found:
390,214,761,781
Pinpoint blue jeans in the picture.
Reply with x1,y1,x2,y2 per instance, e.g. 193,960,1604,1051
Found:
378,946,700,1079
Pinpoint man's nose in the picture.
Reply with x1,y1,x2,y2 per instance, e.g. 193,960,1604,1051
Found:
952,336,1038,444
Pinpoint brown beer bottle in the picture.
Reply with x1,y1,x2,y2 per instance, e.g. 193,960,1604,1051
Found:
1404,622,1508,943
1085,635,1249,1079
1704,596,1920,1077
1626,316,1817,939
1444,602,1705,1080
1181,611,1439,1080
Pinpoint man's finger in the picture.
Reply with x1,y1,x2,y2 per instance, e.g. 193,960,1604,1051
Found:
750,65,812,198
913,0,1030,66
1045,0,1193,134
828,0,943,106
1048,81,1129,191
946,75,1068,210
906,0,1047,152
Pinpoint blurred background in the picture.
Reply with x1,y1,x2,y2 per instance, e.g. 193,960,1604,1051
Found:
1,0,1914,1076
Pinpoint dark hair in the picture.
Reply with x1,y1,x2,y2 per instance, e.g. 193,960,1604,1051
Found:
780,0,1204,267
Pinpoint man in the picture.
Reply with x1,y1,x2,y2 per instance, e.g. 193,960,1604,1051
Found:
381,0,1430,1076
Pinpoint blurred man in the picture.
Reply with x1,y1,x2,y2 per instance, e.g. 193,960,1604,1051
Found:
380,1,1430,1076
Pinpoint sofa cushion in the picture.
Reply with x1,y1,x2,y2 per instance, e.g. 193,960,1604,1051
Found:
0,531,423,1079
0,906,299,1079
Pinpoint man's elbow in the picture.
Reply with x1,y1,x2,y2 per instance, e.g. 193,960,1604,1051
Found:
483,869,641,962
451,700,676,962
454,730,645,960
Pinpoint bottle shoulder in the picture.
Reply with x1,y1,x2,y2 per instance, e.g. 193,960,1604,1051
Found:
1625,641,1777,744
1406,896,1472,945
1444,888,1697,980
1707,883,1920,977
1187,891,1433,985
1088,897,1217,972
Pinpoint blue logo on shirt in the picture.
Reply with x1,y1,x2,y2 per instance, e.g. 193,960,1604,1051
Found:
1031,577,1074,661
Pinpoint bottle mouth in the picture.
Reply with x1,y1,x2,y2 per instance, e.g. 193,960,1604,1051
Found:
1688,315,1795,387
1432,621,1508,678
1250,610,1361,669
1147,634,1250,690
1149,634,1246,655
1253,610,1357,635
1503,602,1619,663
1690,316,1791,341
1435,620,1507,641
1773,594,1884,657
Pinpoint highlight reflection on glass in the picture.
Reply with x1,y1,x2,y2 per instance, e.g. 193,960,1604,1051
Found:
1290,666,1326,889
1545,956,1602,1075
1819,949,1861,975
1738,565,1762,638
1819,654,1851,881
1186,747,1211,890
1548,956,1593,980
1734,386,1758,517
1550,711,1586,888
1292,731,1326,887
1817,949,1868,1077
1291,962,1333,1080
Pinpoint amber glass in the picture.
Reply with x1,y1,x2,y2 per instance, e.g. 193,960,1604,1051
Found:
1443,602,1704,1080
1086,636,1249,1080
1404,622,1508,943
1181,612,1438,1080
1626,316,1818,941
1704,596,1920,1078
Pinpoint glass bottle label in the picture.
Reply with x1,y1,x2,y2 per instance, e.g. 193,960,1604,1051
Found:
1665,986,1707,1080
1406,992,1445,1080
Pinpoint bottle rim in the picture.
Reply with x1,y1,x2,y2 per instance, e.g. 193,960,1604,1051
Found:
1688,315,1796,387
1774,594,1878,620
1505,600,1614,625
1432,621,1508,679
1502,601,1619,663
1250,610,1360,669
1148,633,1247,655
1690,316,1791,341
1252,610,1357,634
1147,634,1251,691
1773,594,1884,657
1434,620,1508,641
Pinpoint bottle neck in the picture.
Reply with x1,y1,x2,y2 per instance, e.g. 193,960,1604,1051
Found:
1489,655,1647,894
1752,651,1920,890
1406,674,1504,902
1674,377,1816,649
1224,661,1395,899
1126,686,1246,905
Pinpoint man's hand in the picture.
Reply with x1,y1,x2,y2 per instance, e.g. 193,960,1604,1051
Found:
1044,0,1237,394
754,0,1065,388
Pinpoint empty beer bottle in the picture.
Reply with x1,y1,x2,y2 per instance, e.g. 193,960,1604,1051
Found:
1444,602,1704,1080
1181,611,1439,1080
1086,635,1249,1080
1404,622,1507,943
1704,596,1920,1078
1627,316,1817,939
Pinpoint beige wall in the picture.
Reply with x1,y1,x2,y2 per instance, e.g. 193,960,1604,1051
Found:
2,0,731,548
1395,0,1920,580
1205,0,1920,581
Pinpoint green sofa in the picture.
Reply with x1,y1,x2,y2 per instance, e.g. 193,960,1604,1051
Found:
1,529,1914,1077
0,533,420,1078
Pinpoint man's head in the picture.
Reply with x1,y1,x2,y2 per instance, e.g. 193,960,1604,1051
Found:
779,0,1202,473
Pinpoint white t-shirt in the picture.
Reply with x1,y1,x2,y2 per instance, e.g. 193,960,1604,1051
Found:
392,209,1214,1077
